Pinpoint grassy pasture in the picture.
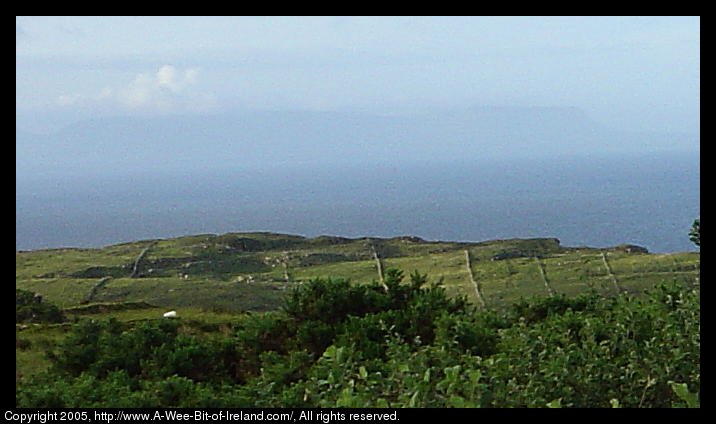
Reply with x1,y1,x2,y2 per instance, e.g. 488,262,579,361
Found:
16,232,699,384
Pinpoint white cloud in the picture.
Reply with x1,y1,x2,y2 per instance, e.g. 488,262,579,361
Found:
120,73,156,108
55,65,212,113
155,65,199,93
156,65,178,90
119,65,201,110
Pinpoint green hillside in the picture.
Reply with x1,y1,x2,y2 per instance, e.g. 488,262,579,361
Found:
16,232,699,313
15,232,700,407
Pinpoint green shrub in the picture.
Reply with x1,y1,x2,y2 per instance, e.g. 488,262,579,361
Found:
16,289,64,323
283,278,387,325
17,271,699,408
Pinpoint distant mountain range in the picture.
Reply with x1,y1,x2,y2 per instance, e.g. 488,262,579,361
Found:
16,106,699,179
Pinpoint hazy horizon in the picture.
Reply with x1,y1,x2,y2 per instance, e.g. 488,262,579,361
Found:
16,16,699,252
17,16,700,179
17,16,699,133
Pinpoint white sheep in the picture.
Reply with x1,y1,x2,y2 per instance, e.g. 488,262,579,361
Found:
163,310,177,318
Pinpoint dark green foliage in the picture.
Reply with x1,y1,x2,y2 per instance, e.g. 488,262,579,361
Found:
147,335,234,382
486,283,700,407
17,273,699,408
134,254,270,278
294,320,336,356
16,336,31,350
434,312,500,357
490,238,562,260
492,250,529,260
70,265,127,278
182,256,271,278
297,253,350,266
15,369,251,408
231,312,296,383
16,289,64,323
690,219,700,247
510,293,599,324
335,313,392,360
211,233,306,252
17,230,700,408
309,235,353,246
285,269,469,352
283,277,387,324
50,318,180,378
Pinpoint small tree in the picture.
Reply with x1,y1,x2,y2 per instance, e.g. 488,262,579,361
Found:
689,219,700,247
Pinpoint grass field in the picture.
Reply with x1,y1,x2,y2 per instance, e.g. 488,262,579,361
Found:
16,231,699,384
17,232,699,312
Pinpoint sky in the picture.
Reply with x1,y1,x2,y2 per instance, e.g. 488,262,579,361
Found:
16,16,700,135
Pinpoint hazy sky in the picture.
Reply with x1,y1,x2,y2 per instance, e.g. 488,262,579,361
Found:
16,16,700,134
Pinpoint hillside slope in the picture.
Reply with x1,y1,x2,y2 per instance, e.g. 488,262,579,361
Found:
16,232,700,406
16,232,700,313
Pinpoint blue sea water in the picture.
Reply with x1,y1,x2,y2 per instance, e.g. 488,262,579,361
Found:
16,150,699,253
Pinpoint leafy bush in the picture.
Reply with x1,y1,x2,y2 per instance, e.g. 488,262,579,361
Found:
510,292,599,324
50,318,180,378
283,278,387,325
16,289,64,323
16,272,699,408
